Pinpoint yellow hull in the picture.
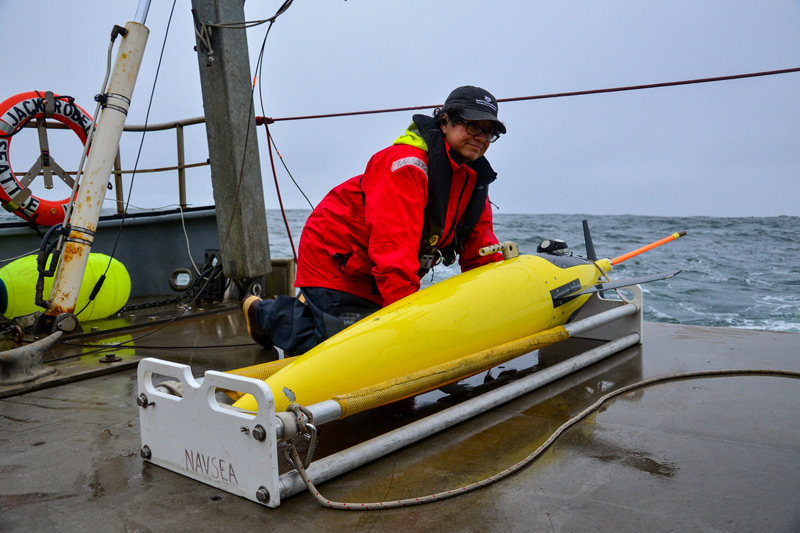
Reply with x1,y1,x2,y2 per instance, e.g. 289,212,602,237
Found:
234,254,610,413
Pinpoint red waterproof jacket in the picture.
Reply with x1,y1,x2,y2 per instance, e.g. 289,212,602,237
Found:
295,125,502,307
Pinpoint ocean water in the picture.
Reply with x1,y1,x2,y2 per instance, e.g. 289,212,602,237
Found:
265,210,800,333
3,209,798,333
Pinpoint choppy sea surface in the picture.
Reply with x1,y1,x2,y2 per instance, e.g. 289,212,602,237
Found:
3,209,797,333
265,210,800,333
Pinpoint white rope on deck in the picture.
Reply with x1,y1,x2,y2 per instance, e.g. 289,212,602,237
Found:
286,368,800,510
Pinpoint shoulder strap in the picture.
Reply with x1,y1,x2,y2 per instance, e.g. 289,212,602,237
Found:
450,156,496,251
412,114,451,271
411,115,498,273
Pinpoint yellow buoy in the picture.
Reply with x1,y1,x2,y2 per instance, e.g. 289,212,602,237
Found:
0,253,131,320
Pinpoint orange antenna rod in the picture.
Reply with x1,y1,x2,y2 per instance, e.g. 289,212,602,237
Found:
611,231,687,265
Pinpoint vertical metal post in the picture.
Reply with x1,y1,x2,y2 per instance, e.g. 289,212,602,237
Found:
134,0,152,24
191,0,271,282
176,123,187,209
42,22,149,330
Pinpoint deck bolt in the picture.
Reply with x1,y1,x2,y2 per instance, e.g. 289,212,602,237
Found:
252,424,266,442
256,487,270,503
140,445,152,459
99,353,122,363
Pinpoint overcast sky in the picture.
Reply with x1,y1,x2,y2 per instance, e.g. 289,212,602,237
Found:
3,0,799,218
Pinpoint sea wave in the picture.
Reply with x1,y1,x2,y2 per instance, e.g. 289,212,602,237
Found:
4,209,797,332
258,210,800,333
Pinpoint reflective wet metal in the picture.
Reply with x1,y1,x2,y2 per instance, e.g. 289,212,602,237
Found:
1,310,799,532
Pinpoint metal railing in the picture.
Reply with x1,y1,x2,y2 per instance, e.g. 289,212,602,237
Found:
21,116,209,212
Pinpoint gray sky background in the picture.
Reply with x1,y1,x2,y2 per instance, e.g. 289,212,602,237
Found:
3,0,799,217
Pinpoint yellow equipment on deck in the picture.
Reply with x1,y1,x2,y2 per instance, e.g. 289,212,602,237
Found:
0,253,131,320
233,253,612,413
137,230,682,508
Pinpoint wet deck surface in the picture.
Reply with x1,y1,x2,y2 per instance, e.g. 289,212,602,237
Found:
1,309,799,532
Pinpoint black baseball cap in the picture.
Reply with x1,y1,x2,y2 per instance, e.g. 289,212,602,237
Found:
444,85,506,134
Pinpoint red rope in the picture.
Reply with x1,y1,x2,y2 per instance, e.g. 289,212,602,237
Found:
263,122,297,262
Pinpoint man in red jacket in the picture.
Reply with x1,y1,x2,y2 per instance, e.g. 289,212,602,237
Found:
244,85,506,355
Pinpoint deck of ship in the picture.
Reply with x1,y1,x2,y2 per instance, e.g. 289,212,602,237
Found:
1,306,799,532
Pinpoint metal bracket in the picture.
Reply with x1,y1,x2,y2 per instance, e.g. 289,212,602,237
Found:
569,284,643,342
137,358,281,507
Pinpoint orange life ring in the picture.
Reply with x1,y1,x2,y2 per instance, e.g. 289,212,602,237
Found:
0,91,93,226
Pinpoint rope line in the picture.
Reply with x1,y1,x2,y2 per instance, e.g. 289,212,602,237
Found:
259,67,800,124
202,0,293,286
201,0,293,29
263,124,298,262
250,0,308,263
287,368,800,510
262,126,315,210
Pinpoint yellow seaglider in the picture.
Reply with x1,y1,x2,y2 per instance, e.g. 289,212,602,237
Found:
233,254,611,414
0,253,131,320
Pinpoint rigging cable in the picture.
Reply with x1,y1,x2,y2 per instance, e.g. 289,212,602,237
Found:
257,66,800,124
199,0,293,30
262,125,314,210
249,66,800,252
179,205,203,276
215,0,294,259
31,37,117,319
59,39,116,229
263,123,297,262
40,254,231,359
1,248,39,266
250,0,304,263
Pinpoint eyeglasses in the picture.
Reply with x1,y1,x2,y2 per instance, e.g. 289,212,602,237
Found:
461,120,500,143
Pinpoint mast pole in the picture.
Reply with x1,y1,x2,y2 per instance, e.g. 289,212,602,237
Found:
134,0,152,24
38,20,150,333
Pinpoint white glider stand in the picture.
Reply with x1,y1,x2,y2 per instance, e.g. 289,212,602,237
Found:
137,288,643,508
137,360,283,507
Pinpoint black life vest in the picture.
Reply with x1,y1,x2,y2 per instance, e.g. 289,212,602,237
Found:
412,114,497,274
